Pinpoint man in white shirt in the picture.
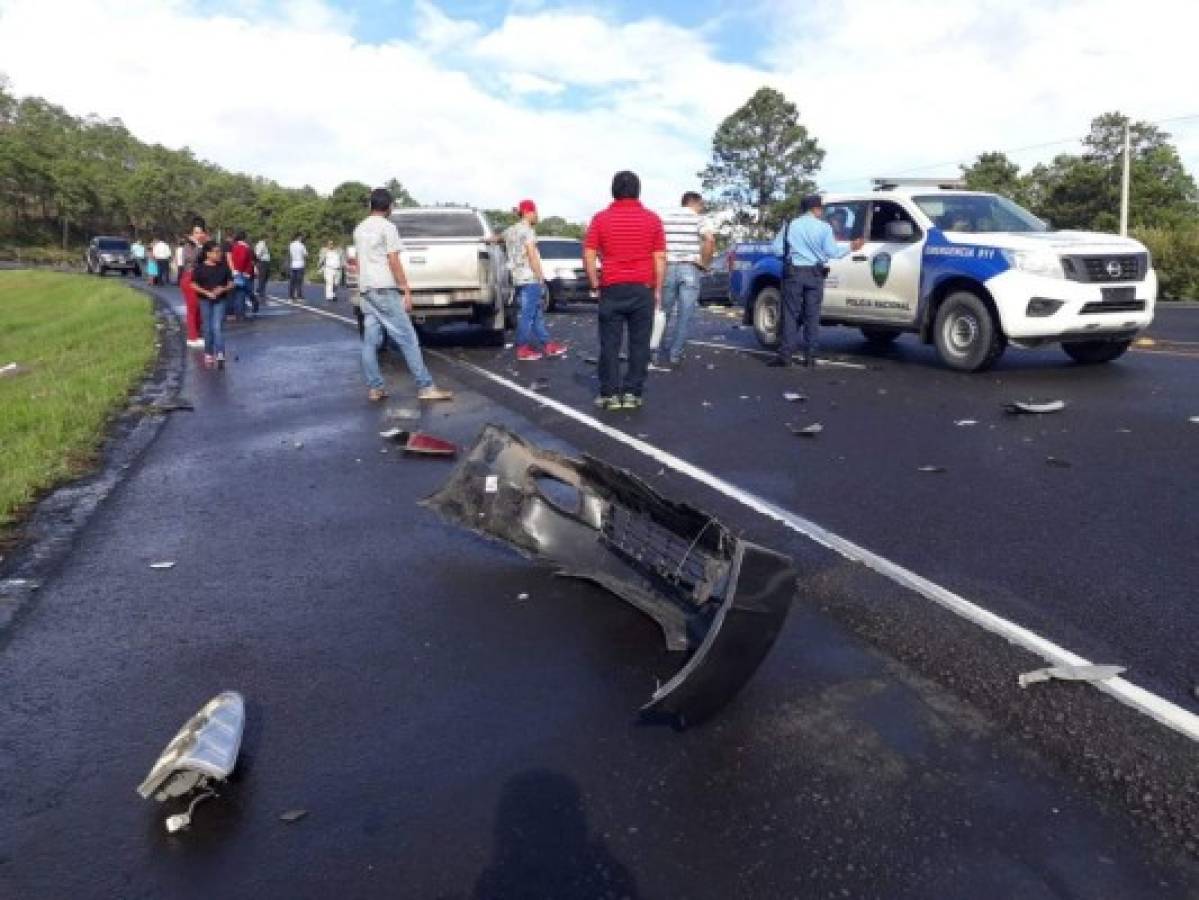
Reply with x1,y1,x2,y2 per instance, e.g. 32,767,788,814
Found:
320,240,342,302
354,187,452,403
288,234,308,300
151,237,172,285
254,237,271,299
657,191,715,368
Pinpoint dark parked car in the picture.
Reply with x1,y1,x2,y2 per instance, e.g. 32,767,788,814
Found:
85,236,139,276
699,251,732,304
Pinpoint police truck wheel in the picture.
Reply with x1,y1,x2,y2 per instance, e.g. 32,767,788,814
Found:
1062,339,1132,364
752,286,781,349
933,291,1005,372
861,326,900,347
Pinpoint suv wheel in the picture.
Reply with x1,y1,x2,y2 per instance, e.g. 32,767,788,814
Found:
1062,339,1132,365
933,290,1005,372
861,326,901,347
752,286,781,349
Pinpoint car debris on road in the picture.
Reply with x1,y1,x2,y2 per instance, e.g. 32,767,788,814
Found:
788,423,823,437
149,561,176,570
1018,664,1126,689
917,465,947,474
1005,400,1067,415
782,392,807,403
422,425,797,727
379,429,459,457
137,691,245,833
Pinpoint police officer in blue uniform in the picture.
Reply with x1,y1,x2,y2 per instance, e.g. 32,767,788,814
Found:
768,195,864,368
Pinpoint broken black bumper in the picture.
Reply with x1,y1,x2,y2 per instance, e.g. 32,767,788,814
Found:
422,425,797,726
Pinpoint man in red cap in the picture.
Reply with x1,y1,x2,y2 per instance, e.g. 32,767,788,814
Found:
503,199,568,362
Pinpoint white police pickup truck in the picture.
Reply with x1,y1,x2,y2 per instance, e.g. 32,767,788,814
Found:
730,178,1157,371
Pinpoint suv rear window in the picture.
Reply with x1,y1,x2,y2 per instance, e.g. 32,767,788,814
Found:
97,238,130,251
391,212,484,239
537,240,582,260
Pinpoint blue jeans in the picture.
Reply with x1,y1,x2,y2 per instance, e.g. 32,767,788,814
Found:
200,298,227,355
660,263,700,362
231,274,250,318
360,288,433,391
515,282,550,348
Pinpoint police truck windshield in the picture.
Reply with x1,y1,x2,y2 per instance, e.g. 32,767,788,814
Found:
914,195,1048,234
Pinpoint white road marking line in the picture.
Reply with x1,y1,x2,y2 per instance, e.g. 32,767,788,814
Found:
686,339,867,369
276,293,1199,744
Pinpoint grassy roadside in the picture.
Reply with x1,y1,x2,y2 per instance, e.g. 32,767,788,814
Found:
0,271,156,531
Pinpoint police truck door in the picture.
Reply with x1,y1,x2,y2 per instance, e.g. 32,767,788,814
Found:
851,200,923,324
820,201,869,319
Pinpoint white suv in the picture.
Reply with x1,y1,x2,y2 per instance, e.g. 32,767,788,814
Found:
741,179,1156,370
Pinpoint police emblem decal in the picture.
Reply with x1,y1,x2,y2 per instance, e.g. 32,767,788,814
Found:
871,252,892,288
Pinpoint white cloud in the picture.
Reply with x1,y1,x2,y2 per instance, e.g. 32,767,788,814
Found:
0,0,1193,224
500,72,566,96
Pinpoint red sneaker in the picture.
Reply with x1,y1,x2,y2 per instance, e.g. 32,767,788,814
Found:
516,345,544,361
543,341,569,358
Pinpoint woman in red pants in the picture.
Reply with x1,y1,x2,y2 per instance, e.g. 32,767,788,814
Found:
179,217,210,348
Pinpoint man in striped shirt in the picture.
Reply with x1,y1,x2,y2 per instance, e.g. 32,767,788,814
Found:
658,191,715,368
584,170,666,411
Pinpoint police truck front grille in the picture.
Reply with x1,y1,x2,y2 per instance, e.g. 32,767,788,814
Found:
1062,254,1147,283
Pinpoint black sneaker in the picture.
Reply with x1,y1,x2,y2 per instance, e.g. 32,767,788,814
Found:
767,357,792,368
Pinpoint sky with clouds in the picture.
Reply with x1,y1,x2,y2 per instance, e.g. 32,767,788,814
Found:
0,0,1195,220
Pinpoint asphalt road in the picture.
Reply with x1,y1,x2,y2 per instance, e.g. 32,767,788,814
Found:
0,282,1196,898
464,298,1199,711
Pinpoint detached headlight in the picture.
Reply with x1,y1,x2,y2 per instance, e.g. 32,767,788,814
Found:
1004,249,1065,279
137,691,245,832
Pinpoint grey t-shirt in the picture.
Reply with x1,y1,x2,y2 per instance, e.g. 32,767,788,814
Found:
503,221,538,286
353,215,405,291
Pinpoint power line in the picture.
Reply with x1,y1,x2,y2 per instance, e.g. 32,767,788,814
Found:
818,112,1199,190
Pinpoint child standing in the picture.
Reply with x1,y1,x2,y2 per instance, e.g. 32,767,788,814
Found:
192,241,234,369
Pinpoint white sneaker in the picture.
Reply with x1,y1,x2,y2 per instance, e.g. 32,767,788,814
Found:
186,338,204,348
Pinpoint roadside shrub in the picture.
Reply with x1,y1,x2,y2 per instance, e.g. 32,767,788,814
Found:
0,246,84,269
1134,226,1199,300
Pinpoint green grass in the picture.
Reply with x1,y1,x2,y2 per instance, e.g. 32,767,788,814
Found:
0,271,155,529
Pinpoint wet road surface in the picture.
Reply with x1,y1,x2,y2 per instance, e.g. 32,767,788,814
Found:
0,283,1196,898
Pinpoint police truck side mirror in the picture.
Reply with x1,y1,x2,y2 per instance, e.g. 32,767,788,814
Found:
885,220,915,241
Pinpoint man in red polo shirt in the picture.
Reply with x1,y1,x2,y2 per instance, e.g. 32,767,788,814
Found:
583,170,666,411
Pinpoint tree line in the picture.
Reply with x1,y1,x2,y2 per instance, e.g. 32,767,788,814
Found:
0,76,582,264
702,88,1199,297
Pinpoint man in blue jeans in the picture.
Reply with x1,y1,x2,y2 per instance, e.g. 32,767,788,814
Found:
354,188,453,403
658,191,715,368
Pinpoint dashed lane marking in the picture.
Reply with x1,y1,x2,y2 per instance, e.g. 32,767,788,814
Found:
270,294,1199,744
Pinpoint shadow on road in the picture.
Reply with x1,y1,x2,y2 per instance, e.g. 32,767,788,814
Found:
473,769,640,900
